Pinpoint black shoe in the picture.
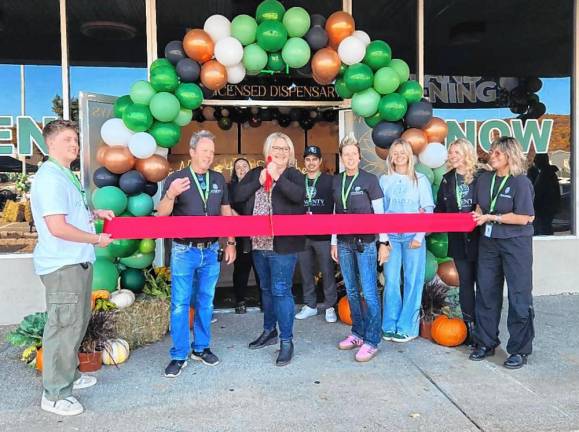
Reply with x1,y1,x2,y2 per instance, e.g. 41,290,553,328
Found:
164,360,187,377
504,354,528,369
191,348,220,366
276,340,294,367
469,346,495,361
249,329,278,350
235,301,247,314
463,321,475,347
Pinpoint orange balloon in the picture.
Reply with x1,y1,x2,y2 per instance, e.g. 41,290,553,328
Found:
325,11,355,49
183,29,214,64
424,117,449,143
374,146,389,160
401,128,428,155
437,260,460,287
103,146,135,174
311,48,341,83
200,60,228,91
96,145,108,165
312,71,334,86
135,155,170,182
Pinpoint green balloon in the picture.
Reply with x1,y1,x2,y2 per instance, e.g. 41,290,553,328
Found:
139,239,156,254
256,0,285,23
174,83,203,110
232,14,258,46
130,80,156,105
334,78,353,99
150,58,172,72
122,103,153,132
149,121,181,148
425,251,438,283
389,59,410,83
373,67,400,95
127,193,154,216
95,245,115,261
281,37,310,69
119,251,155,269
283,7,310,37
432,183,440,202
338,63,347,77
436,256,453,265
92,258,119,292
267,52,285,71
120,268,146,293
94,219,104,234
256,21,287,52
351,88,380,118
92,186,127,216
109,239,140,258
364,111,382,128
433,165,447,186
363,40,392,71
344,63,374,93
174,108,193,127
150,65,179,92
398,80,423,104
113,95,133,119
120,210,133,217
243,44,268,71
378,93,408,122
415,163,434,183
427,233,448,259
149,92,181,122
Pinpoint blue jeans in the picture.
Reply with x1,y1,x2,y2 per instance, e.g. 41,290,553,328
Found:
252,250,297,341
383,234,426,337
170,241,220,360
338,241,381,347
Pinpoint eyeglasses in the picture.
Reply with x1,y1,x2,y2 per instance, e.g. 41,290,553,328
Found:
271,146,290,153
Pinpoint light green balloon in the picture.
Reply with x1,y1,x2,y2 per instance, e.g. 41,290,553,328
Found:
415,163,434,184
174,108,193,126
119,251,155,270
389,59,410,83
281,37,310,69
231,14,258,45
433,165,447,186
282,7,311,38
127,193,154,216
243,43,268,71
130,80,156,105
373,67,400,95
351,88,380,118
425,251,438,283
149,92,181,122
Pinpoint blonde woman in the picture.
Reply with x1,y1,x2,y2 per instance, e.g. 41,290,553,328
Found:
435,138,480,345
380,139,434,343
470,137,535,369
232,132,305,366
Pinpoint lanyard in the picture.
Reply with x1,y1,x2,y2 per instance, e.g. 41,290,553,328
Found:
48,157,88,209
341,172,359,211
489,173,510,213
454,173,463,210
190,168,210,214
305,172,321,208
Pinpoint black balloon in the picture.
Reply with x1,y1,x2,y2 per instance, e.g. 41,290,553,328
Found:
119,170,146,195
372,121,404,149
528,101,546,118
278,115,291,128
300,118,314,130
93,167,119,188
218,117,233,130
260,109,273,121
143,181,158,196
176,58,200,82
199,84,214,99
165,40,186,65
525,77,542,93
404,101,433,129
510,103,528,114
249,115,262,128
310,14,326,28
296,63,312,78
305,26,329,51
289,108,303,121
510,86,528,105
322,109,337,122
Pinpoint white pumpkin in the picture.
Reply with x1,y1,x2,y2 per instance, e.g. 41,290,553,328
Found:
110,289,135,309
102,338,130,365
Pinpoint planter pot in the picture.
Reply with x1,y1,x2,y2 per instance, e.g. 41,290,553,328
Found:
35,348,43,372
78,351,102,372
420,319,434,341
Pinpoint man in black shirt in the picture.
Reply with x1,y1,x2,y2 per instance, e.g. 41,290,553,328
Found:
295,145,337,323
157,130,236,378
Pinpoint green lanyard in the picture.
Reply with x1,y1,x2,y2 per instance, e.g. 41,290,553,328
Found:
455,173,463,210
489,173,510,213
341,172,359,211
190,168,210,214
305,172,321,208
48,157,88,209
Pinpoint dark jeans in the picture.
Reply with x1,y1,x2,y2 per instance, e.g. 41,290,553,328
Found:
454,258,476,322
298,238,337,309
252,250,298,341
232,241,259,304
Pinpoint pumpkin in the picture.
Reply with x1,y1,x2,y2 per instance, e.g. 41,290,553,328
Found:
337,296,366,326
189,306,195,329
431,315,467,347
91,290,111,310
102,338,130,365
35,348,43,372
110,289,136,309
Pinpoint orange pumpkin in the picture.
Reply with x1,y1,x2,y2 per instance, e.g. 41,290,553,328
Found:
431,315,467,347
337,297,353,325
35,348,43,372
91,290,111,310
189,306,195,329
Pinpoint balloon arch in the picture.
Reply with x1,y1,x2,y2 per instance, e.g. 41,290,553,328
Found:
92,0,450,293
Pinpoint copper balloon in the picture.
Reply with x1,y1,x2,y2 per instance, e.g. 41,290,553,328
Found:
103,146,135,174
135,155,170,182
311,48,341,83
312,71,334,86
424,117,449,143
200,60,228,91
401,128,428,155
96,145,109,165
183,29,214,64
325,11,355,49
374,146,389,160
438,260,460,287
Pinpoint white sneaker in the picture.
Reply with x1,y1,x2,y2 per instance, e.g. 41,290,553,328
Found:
325,307,337,323
41,394,84,416
73,374,97,390
295,305,317,320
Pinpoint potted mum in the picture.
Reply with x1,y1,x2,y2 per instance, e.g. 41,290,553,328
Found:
420,277,450,341
78,311,117,372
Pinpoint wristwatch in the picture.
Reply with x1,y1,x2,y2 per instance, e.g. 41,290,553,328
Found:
378,241,390,247
226,240,237,246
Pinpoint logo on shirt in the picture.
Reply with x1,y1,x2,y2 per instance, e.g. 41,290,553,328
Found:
306,186,317,197
210,183,222,194
504,187,511,194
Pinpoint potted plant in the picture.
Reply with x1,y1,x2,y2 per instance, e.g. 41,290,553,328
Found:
78,311,117,372
420,277,450,341
6,312,47,371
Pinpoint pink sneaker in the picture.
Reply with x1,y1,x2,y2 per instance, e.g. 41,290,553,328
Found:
338,335,363,350
355,343,378,362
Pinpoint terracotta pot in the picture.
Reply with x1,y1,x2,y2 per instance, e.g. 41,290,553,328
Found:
419,319,434,341
35,348,43,372
78,351,102,372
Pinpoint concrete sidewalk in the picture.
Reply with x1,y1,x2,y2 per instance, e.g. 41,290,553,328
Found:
1,294,578,432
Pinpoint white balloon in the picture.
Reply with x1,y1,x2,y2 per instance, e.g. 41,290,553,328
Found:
226,63,246,84
100,118,133,147
338,36,366,65
352,30,371,46
204,14,231,42
215,37,244,67
155,147,169,158
128,132,156,159
418,142,448,169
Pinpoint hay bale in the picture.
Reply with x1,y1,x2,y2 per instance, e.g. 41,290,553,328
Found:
3,200,24,222
113,294,170,349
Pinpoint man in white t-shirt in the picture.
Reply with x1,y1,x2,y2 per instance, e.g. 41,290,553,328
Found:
30,120,114,416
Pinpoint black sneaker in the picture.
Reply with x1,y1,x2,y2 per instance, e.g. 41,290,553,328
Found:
191,348,220,366
164,360,187,378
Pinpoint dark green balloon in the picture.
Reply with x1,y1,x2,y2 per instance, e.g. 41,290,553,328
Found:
150,58,172,72
398,80,423,104
122,103,154,132
256,20,288,52
120,268,146,293
256,0,286,23
149,121,181,148
364,111,382,128
94,219,104,234
150,65,179,92
363,40,392,71
433,165,447,186
432,184,440,203
109,239,140,258
267,52,286,71
338,63,347,77
378,93,408,122
119,251,155,269
113,95,133,119
92,258,119,292
344,63,374,93
127,193,154,216
334,78,353,99
425,251,438,283
92,186,128,216
175,83,203,110
427,233,448,258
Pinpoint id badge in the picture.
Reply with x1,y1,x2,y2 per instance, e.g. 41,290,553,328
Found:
484,223,493,238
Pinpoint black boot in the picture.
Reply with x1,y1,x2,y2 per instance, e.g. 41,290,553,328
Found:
276,340,294,367
464,321,475,347
249,329,278,350
469,346,495,361
504,354,528,369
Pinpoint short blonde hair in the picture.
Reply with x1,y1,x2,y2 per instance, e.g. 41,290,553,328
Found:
447,138,477,184
339,133,360,156
490,136,527,176
387,138,417,183
263,132,296,167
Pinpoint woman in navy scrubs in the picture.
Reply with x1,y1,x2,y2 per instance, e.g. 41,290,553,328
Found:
470,137,535,369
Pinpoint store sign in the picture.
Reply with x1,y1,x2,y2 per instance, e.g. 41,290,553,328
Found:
0,115,56,156
424,75,501,108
